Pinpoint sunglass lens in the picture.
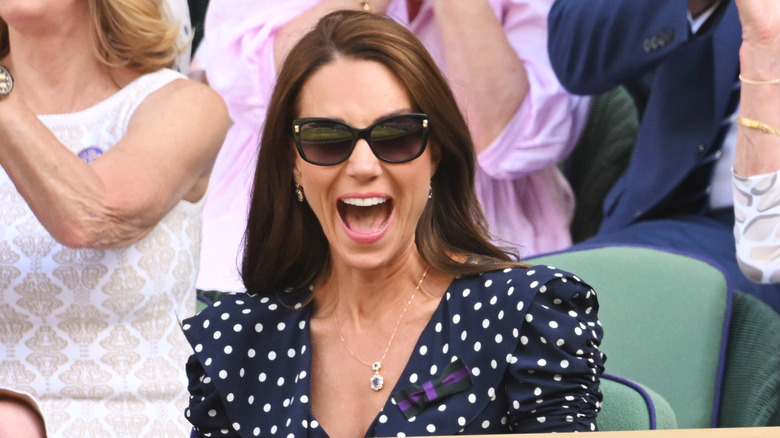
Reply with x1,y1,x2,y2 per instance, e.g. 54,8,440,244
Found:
299,121,354,165
369,116,426,162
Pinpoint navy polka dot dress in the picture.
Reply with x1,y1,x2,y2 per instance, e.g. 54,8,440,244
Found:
183,266,605,437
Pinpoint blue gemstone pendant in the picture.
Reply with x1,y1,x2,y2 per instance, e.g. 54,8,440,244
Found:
370,362,384,391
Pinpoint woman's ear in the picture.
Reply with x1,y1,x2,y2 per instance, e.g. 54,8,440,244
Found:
293,166,302,185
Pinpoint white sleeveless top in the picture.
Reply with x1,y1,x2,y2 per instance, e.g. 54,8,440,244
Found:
0,69,202,437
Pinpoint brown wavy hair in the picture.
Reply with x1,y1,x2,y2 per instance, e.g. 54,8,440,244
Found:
242,10,524,296
0,0,182,72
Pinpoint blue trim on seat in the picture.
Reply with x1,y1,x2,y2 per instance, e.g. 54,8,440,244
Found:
602,373,658,430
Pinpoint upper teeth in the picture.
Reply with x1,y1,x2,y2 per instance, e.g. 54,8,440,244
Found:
342,197,388,207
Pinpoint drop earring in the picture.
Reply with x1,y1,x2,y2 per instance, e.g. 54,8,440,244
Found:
295,183,304,202
428,184,433,199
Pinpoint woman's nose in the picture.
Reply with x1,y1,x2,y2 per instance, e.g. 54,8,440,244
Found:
346,138,382,178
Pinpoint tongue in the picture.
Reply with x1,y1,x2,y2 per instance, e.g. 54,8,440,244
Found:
343,203,389,234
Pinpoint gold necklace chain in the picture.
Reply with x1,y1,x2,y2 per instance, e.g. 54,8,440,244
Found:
334,266,429,391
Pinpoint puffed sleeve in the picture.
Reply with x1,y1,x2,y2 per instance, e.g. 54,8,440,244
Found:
505,274,605,432
185,354,240,437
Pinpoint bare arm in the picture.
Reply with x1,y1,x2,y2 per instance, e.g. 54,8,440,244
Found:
0,79,229,249
429,0,526,153
273,0,393,71
733,0,780,176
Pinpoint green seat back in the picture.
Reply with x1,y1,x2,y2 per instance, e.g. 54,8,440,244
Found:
528,245,730,429
719,292,780,427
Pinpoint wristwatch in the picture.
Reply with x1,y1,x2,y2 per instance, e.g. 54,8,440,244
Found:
0,65,13,97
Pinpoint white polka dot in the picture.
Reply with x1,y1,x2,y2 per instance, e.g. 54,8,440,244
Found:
482,420,490,429
463,288,471,297
534,387,542,396
495,334,503,344
520,336,529,345
438,404,447,412
485,279,493,287
525,314,533,323
233,422,240,431
507,286,515,296
379,414,388,423
277,322,285,331
442,343,449,354
435,322,442,332
561,360,570,368
491,360,498,369
204,357,212,366
458,417,466,426
203,320,210,329
419,345,428,355
227,393,235,402
255,323,263,333
268,351,276,360
472,367,481,376
537,359,547,366
277,377,285,386
474,302,483,311
263,404,271,412
268,304,277,311
221,312,230,320
242,308,251,315
474,341,482,352
539,285,547,293
566,415,574,422
410,373,418,383
461,330,468,341
482,319,490,328
233,324,243,332
430,364,438,375
213,331,222,340
575,327,583,335
183,323,191,331
554,374,562,381
208,409,217,417
556,339,565,347
248,395,255,404
219,370,228,379
530,281,539,288
301,395,309,403
488,387,496,399
549,321,559,329
253,427,260,436
537,416,546,423
288,348,296,358
427,424,436,433
453,314,461,324
224,346,233,354
258,373,267,382
194,343,203,353
468,394,477,403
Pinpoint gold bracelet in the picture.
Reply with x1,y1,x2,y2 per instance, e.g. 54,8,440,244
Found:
739,73,780,86
359,1,371,12
737,116,780,136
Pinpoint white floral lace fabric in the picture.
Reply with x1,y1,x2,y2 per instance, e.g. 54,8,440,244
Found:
733,170,780,283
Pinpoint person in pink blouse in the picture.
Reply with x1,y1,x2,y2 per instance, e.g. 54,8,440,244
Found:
193,0,590,293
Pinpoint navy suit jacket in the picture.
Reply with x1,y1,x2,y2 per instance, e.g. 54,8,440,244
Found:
548,0,740,232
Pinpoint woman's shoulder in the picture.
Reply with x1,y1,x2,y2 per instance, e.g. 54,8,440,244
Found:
454,265,593,298
182,288,312,349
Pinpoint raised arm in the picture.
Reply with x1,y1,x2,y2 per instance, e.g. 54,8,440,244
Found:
733,0,780,176
428,0,526,153
0,78,229,249
548,0,692,95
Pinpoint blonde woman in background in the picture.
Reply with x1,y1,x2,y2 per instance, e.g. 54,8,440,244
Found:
0,0,229,436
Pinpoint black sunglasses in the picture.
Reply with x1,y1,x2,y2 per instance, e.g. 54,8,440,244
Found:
292,113,430,166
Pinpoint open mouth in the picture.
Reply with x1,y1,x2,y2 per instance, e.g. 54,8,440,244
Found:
338,197,393,235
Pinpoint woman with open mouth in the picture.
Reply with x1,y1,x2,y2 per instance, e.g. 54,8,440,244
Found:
182,10,605,437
